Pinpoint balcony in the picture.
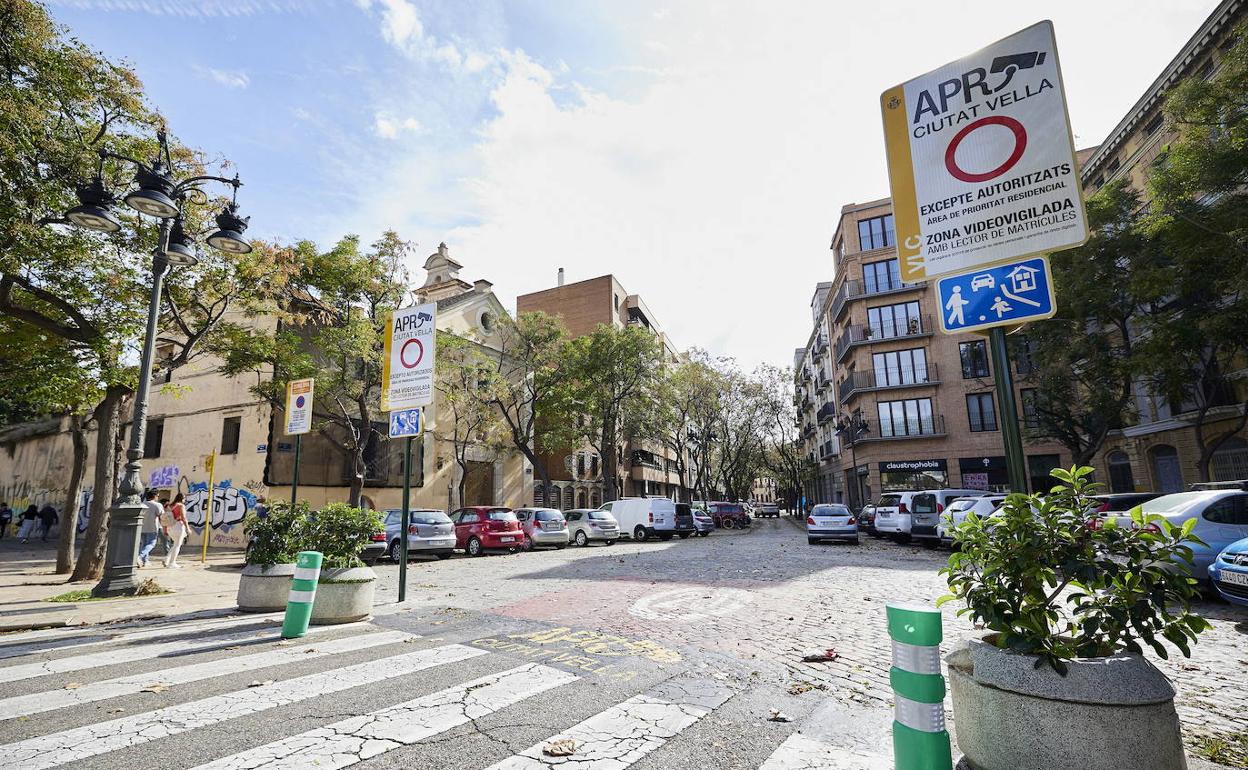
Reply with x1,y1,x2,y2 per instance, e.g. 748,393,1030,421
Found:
857,414,947,442
832,278,927,320
812,334,829,356
819,440,837,460
816,372,831,391
838,364,940,403
837,315,934,362
816,403,836,423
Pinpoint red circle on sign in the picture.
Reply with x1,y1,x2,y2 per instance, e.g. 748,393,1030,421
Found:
944,115,1027,183
400,338,424,369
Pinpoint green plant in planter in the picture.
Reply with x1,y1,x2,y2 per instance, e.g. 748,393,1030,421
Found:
296,502,383,571
939,466,1211,672
243,501,308,568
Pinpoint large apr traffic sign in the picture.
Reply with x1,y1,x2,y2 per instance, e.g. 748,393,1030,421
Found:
381,303,436,411
881,21,1087,281
936,256,1056,334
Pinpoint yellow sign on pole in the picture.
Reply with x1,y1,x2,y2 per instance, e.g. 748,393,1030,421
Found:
201,452,216,563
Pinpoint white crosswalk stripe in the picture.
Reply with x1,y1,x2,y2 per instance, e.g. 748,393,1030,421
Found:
188,664,579,770
0,642,488,770
757,733,892,770
0,619,342,683
0,629,410,720
485,677,734,769
0,611,267,652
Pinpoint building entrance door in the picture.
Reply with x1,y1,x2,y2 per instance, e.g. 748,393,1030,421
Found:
464,461,494,506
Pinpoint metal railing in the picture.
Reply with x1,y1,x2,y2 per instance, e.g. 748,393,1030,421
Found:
817,403,836,423
838,364,939,403
859,414,946,440
837,315,934,361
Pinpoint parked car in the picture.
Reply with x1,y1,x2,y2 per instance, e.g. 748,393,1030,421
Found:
938,495,1006,545
857,504,878,535
601,497,696,541
1087,492,1164,529
807,503,859,545
756,502,780,517
514,507,570,550
564,508,619,546
449,506,523,556
1209,536,1248,607
692,507,714,537
1130,488,1248,581
910,489,984,545
707,502,752,530
876,489,981,543
382,508,455,562
362,526,388,565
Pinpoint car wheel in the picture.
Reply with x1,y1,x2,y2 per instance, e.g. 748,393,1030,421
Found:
633,525,648,542
521,536,534,552
808,537,818,545
435,552,452,560
678,532,691,539
467,537,483,557
575,531,589,547
699,531,709,537
722,519,736,530
387,539,402,564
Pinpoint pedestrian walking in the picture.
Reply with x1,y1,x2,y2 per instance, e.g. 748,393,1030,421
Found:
138,491,162,567
37,504,58,542
157,497,173,556
17,505,38,543
0,502,12,538
163,493,187,569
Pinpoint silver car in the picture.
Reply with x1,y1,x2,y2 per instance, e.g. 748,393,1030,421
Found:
383,508,456,562
807,503,860,544
564,508,619,546
514,508,570,550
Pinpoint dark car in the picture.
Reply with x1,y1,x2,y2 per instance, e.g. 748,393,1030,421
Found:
1089,492,1163,529
707,502,751,530
857,504,879,536
450,506,524,556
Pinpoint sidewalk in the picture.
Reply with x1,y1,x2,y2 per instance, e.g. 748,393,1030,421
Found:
0,532,247,632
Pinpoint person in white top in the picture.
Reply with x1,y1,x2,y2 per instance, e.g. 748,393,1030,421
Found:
138,490,163,567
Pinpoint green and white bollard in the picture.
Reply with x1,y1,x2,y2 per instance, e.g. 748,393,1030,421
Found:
886,602,952,770
281,551,323,639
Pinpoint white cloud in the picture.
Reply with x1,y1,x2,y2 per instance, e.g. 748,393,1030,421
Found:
373,112,421,139
375,0,421,48
206,67,249,88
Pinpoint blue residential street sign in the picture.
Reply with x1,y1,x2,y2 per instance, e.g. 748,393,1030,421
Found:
388,407,423,438
936,256,1056,334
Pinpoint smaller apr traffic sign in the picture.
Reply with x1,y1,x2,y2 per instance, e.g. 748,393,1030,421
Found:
285,378,314,436
936,256,1056,334
388,408,423,439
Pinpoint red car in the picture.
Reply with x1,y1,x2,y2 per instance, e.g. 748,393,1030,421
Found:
450,506,523,556
707,502,752,530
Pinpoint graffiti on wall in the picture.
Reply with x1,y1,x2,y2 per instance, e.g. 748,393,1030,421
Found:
148,465,180,488
185,480,256,531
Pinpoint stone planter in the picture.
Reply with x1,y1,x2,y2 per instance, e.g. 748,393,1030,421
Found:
310,566,376,625
237,563,296,613
948,637,1187,770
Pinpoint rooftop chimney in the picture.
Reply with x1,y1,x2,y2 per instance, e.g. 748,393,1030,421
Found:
557,267,565,287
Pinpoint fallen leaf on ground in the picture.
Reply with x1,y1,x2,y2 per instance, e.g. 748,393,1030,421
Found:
543,739,577,757
63,682,83,690
788,681,816,695
802,648,839,662
140,683,169,693
108,708,125,714
276,640,295,646
768,708,793,722
247,680,274,688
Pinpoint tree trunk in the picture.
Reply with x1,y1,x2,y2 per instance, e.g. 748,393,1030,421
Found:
71,385,127,582
456,458,468,509
56,413,89,575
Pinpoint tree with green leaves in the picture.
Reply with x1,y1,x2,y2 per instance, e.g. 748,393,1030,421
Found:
218,233,411,507
550,324,663,502
652,356,718,503
754,363,812,511
1136,26,1248,480
434,331,505,508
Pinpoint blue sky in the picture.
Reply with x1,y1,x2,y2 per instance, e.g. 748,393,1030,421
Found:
47,0,1222,366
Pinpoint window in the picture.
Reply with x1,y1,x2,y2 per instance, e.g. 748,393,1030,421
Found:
1203,495,1248,526
460,511,480,524
967,393,997,432
959,341,990,379
221,416,242,455
1143,113,1164,137
1014,335,1036,375
1021,388,1040,429
872,348,928,387
1107,450,1134,493
876,398,934,437
1199,58,1215,80
565,511,582,522
858,214,895,251
144,419,164,459
1211,437,1248,482
1106,157,1121,174
863,258,901,294
867,301,920,339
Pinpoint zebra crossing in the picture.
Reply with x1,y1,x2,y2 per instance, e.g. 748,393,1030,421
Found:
0,613,891,770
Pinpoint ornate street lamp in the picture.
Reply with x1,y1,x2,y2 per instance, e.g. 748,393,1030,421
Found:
61,130,253,597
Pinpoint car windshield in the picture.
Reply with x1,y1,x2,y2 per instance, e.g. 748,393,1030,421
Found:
946,499,979,512
535,510,563,521
1140,493,1209,514
877,494,902,507
487,510,517,521
812,505,849,517
412,511,450,525
589,511,614,521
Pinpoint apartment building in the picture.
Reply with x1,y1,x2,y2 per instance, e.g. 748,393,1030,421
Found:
1080,0,1248,492
797,199,1071,510
517,271,694,506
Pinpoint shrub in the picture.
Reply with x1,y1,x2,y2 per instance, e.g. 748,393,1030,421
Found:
296,502,383,569
939,466,1210,672
242,501,307,568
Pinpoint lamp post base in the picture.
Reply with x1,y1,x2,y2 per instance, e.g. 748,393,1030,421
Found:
91,499,144,597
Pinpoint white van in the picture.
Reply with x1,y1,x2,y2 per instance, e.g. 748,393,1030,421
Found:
875,489,981,542
598,497,696,542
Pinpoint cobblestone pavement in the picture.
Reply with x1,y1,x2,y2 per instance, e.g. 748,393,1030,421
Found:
372,515,1248,760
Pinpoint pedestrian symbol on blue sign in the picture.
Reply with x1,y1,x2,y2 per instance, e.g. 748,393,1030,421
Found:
388,407,422,438
936,256,1056,334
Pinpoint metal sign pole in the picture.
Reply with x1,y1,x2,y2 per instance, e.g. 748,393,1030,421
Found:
988,327,1029,493
201,452,216,564
291,434,302,507
399,436,412,602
